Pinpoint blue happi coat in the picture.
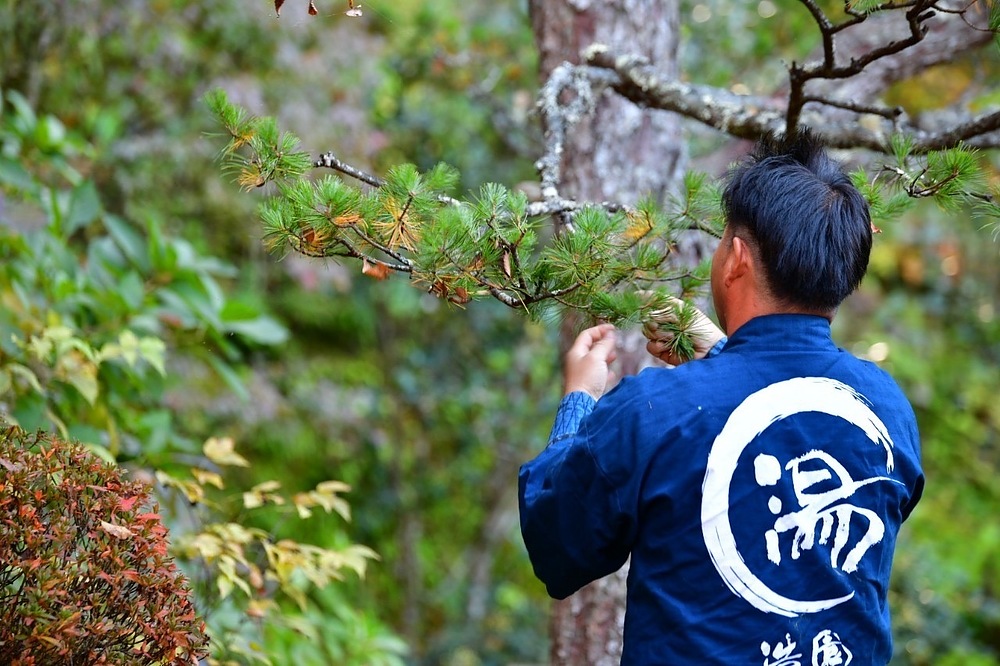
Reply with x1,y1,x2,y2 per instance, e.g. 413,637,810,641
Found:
519,314,923,665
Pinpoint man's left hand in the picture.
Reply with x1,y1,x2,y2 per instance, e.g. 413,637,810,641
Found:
563,324,618,399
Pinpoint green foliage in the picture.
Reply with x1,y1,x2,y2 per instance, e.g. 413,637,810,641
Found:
853,138,997,233
263,588,408,666
679,0,821,100
0,425,208,664
854,195,1000,664
224,277,559,664
0,0,279,239
3,78,391,666
154,436,394,665
209,90,722,329
989,2,1000,51
365,0,539,189
8,1,1000,664
0,89,286,459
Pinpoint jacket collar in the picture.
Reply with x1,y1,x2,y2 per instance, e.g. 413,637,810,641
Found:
722,314,836,354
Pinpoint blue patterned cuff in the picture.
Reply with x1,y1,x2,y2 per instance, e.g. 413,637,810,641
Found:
548,392,597,445
706,336,728,358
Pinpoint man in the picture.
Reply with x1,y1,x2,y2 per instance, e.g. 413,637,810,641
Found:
518,132,923,665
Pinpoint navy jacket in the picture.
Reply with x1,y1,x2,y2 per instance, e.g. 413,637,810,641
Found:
519,314,923,665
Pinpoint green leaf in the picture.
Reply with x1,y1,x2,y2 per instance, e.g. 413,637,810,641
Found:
5,90,37,135
103,214,150,271
220,297,289,345
60,355,99,405
206,355,249,402
222,315,289,346
78,441,117,465
0,156,38,193
7,363,45,395
117,271,145,310
35,115,67,151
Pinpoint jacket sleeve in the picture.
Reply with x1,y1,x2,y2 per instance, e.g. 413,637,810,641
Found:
518,391,637,599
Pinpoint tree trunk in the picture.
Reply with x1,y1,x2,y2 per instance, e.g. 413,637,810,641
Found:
528,1,685,663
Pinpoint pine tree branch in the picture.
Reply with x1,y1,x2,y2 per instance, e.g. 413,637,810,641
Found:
350,227,414,268
584,45,1000,152
785,0,938,131
576,0,998,151
315,151,384,188
315,148,637,221
584,48,787,140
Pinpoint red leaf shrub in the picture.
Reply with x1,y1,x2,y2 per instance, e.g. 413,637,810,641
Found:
0,426,208,664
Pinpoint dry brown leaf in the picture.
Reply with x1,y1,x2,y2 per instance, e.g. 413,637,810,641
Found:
501,252,512,278
100,520,133,540
362,259,390,280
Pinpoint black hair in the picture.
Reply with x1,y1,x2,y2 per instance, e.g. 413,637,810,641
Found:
721,130,872,310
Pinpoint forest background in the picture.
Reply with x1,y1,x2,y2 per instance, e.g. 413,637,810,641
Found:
0,0,998,664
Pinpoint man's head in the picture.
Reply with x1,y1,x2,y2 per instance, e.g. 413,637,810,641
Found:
711,130,872,333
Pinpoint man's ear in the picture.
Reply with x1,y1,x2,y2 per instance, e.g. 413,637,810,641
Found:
724,235,753,286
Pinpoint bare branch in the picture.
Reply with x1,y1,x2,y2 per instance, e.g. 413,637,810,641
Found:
315,151,384,188
802,96,903,120
524,197,630,218
585,47,788,139
315,150,468,211
908,109,1000,151
798,0,836,68
785,0,938,131
810,4,994,103
584,44,1000,152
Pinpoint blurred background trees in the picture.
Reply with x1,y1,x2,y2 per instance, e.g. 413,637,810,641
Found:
0,0,997,664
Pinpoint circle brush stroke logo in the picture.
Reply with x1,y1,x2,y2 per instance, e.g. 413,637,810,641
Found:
701,376,896,617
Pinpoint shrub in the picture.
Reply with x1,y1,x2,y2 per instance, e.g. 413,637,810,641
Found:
0,425,208,664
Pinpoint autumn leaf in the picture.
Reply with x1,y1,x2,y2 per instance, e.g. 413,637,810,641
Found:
449,287,471,305
429,279,452,300
300,227,328,254
100,520,133,540
501,251,512,277
362,259,391,280
623,210,653,241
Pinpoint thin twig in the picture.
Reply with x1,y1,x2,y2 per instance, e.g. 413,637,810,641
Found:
802,95,904,120
315,152,384,187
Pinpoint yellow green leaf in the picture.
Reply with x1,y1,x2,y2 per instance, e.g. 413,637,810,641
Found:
192,468,225,489
58,352,99,404
138,336,167,374
203,437,250,467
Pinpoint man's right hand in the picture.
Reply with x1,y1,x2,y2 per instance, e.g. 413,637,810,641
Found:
563,323,618,399
643,297,725,366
